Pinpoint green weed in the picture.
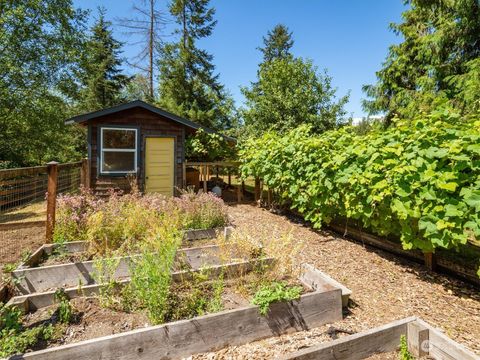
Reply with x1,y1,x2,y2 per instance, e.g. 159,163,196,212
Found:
399,335,414,360
128,221,181,324
53,289,73,324
0,303,54,357
252,281,302,315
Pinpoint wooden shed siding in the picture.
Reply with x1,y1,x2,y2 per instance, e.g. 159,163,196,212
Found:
89,107,187,193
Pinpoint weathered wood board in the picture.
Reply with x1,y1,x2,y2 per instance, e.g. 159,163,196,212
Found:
12,245,226,294
300,264,351,308
282,317,480,360
9,266,343,360
7,257,275,313
18,226,227,270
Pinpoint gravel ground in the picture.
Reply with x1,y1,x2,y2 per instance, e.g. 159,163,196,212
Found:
192,203,480,359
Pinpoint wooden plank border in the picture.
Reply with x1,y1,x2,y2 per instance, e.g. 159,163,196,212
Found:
17,227,228,270
7,257,276,313
12,244,231,294
0,220,45,231
9,266,343,360
300,264,351,308
414,318,479,360
282,317,480,360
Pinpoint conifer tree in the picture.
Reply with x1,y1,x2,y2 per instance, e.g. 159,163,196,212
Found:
158,0,235,129
258,24,294,63
79,8,129,111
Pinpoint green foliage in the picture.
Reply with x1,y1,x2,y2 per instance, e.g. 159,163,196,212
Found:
53,289,73,324
258,24,294,63
186,128,236,162
92,256,121,308
252,282,302,316
128,222,182,324
240,110,480,256
0,0,87,166
363,0,480,120
0,303,54,357
399,335,414,360
241,57,349,135
86,193,162,255
76,7,129,112
158,0,236,130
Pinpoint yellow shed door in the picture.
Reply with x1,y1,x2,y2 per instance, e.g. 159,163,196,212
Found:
145,137,175,196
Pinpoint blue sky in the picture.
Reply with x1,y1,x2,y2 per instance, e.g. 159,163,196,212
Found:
73,0,406,117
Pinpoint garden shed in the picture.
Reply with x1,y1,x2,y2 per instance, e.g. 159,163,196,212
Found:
65,100,235,196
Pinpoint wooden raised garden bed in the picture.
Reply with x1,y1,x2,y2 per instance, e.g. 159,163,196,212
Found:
282,317,479,360
6,264,345,360
12,244,231,294
7,256,275,313
17,226,231,270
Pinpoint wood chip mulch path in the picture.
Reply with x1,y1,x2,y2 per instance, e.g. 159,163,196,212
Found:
191,203,480,359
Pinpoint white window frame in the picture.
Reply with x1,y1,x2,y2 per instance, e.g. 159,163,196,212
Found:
100,127,138,174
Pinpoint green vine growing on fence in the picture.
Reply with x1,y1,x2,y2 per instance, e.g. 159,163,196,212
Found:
240,110,480,262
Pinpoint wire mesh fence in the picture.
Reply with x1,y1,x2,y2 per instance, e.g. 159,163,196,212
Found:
0,162,83,267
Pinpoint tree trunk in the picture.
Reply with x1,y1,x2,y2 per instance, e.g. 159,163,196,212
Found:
149,0,154,99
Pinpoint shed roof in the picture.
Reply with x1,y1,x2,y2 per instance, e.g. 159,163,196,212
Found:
65,100,236,142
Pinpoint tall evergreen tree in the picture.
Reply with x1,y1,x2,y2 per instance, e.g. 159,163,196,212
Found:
78,8,129,111
258,24,294,62
158,0,235,130
363,0,480,122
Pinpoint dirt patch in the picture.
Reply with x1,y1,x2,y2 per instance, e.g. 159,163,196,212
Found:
24,297,150,347
38,252,92,267
0,225,45,268
190,203,480,359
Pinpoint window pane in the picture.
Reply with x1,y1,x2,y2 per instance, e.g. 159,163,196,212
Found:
102,129,136,149
102,152,135,172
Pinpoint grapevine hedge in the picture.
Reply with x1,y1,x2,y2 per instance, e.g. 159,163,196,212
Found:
240,110,480,255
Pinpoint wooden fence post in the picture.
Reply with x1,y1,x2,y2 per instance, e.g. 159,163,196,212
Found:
424,252,437,272
182,162,187,189
236,185,243,203
254,177,261,202
80,158,90,189
45,161,59,243
203,165,208,193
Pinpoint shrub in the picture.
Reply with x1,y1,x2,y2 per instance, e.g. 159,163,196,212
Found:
53,187,100,243
56,188,228,254
240,110,480,255
53,289,73,324
175,191,229,230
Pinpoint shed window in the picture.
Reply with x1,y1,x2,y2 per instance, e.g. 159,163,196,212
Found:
100,128,137,174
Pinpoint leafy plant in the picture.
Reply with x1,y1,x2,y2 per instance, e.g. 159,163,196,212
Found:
186,128,236,162
53,289,73,324
92,256,121,308
128,221,182,324
240,110,480,261
399,335,414,360
0,303,54,357
251,281,302,315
